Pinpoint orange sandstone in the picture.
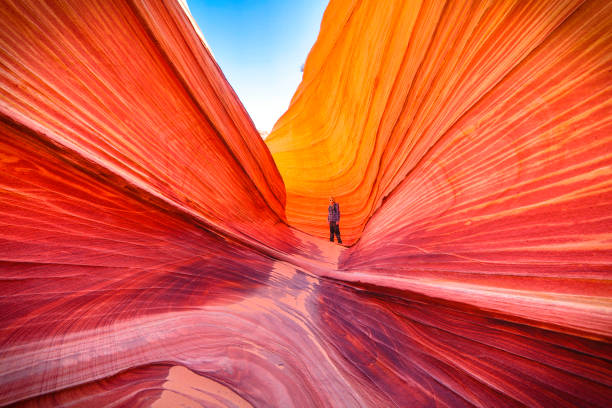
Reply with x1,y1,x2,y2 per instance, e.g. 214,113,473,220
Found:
1,0,611,407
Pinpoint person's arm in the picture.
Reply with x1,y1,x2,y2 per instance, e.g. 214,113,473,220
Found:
337,203,340,221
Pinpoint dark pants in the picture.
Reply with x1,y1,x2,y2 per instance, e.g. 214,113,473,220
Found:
329,221,341,243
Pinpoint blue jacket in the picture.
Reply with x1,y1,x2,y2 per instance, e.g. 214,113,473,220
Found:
328,203,340,223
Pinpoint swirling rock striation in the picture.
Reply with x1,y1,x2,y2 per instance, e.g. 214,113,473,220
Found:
1,0,611,407
0,0,287,249
266,0,612,247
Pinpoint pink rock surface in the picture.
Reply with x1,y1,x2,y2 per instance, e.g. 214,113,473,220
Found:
1,0,611,407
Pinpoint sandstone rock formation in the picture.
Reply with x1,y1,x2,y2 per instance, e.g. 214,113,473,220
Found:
1,0,611,407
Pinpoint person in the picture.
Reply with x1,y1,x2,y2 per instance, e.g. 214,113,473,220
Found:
328,197,342,244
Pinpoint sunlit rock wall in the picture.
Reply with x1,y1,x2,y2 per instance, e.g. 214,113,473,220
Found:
306,0,612,338
1,0,611,407
266,0,612,246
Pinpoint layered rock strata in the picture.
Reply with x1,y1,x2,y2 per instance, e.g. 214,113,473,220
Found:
1,0,611,407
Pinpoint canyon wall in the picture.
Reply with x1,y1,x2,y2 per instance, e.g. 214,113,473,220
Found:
266,0,612,247
1,0,611,406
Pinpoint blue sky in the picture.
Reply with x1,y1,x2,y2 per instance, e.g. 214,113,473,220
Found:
187,0,329,134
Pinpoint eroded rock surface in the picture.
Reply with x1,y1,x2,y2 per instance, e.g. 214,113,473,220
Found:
1,0,611,406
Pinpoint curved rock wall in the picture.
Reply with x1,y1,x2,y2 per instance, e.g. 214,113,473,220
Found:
0,0,287,247
266,0,612,246
1,0,611,407
326,0,612,338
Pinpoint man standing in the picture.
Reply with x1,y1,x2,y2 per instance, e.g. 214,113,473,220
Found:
328,197,342,244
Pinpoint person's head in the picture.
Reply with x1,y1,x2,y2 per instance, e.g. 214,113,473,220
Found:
329,196,335,204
